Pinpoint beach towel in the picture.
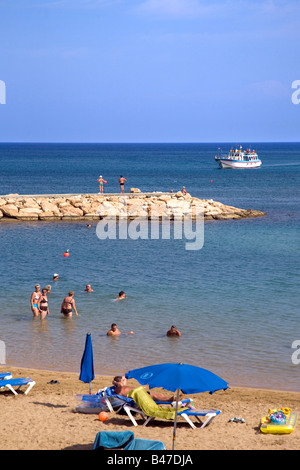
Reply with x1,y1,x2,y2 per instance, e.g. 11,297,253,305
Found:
92,431,165,450
128,386,189,420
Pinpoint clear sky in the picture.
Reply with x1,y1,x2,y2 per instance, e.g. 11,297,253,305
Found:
0,0,299,142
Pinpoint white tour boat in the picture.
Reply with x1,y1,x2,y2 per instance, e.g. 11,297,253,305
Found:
215,146,262,169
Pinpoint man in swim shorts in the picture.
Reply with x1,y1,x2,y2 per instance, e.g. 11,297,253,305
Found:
119,175,127,194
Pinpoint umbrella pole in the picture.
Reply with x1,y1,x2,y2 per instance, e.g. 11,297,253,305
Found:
172,389,180,451
89,382,92,395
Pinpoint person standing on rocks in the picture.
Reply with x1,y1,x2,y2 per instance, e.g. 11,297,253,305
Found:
119,175,127,194
97,175,107,194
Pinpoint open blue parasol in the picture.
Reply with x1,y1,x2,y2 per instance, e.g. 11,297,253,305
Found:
79,333,95,394
126,362,228,449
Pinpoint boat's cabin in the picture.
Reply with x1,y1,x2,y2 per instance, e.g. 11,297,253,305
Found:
228,148,258,161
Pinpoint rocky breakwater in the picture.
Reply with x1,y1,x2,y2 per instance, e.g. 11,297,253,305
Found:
0,191,266,222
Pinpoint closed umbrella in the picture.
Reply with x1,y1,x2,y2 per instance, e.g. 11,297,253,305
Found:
126,362,228,450
79,333,95,394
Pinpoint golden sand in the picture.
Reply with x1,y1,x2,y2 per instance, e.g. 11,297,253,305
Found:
0,366,299,450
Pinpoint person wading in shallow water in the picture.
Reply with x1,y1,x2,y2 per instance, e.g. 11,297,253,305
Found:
166,325,182,337
61,291,78,317
38,288,50,320
31,284,42,317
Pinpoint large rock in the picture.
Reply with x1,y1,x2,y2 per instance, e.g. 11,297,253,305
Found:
1,204,19,218
60,205,84,217
40,201,60,214
130,188,141,193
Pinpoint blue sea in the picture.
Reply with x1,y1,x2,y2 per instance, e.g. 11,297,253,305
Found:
0,142,299,392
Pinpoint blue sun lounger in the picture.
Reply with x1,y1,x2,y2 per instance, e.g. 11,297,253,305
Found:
0,373,12,380
0,377,36,395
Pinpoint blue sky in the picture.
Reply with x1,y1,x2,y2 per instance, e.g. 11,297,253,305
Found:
0,0,299,142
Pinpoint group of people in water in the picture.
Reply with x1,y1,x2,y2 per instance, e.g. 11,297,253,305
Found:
30,280,127,320
97,175,127,194
30,283,78,319
30,282,181,337
106,322,181,338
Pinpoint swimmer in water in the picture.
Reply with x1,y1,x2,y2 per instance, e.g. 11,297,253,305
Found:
115,290,126,301
166,325,182,337
106,323,134,336
84,284,93,292
107,323,121,336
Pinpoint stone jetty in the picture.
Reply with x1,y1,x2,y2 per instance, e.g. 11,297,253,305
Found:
0,190,266,222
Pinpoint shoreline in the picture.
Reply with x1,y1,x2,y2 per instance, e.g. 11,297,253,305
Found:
5,364,298,395
1,366,299,450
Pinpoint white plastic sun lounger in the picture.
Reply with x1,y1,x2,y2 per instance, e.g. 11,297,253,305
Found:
0,373,12,380
126,387,221,429
0,377,36,395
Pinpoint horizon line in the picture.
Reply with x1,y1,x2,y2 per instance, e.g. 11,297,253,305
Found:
0,140,299,145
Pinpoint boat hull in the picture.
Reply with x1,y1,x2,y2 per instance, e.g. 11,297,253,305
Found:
218,159,262,169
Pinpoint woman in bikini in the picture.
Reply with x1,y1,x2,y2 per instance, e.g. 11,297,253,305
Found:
38,288,49,320
61,291,78,317
30,284,42,317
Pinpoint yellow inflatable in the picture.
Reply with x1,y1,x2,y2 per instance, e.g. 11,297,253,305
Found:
260,408,297,434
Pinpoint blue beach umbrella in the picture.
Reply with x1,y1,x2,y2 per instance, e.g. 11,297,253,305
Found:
126,362,228,450
79,333,95,394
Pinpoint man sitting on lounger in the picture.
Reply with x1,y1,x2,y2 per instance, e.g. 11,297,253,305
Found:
111,376,175,402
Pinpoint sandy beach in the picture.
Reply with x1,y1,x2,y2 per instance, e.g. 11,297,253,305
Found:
0,366,299,451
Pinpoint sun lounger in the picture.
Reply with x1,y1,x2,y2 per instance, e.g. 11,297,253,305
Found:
99,386,192,416
126,386,221,429
0,377,36,395
92,430,166,450
76,386,192,416
0,373,12,380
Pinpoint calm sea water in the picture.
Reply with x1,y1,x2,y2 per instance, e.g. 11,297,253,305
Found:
0,143,299,392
